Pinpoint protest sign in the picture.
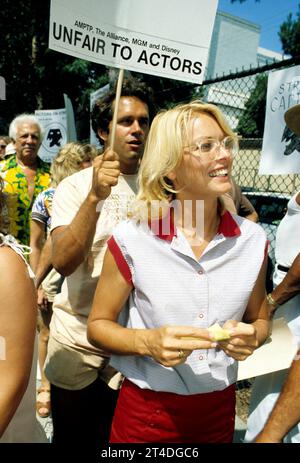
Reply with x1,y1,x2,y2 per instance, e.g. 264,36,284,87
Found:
238,318,298,381
35,109,68,163
259,65,300,175
64,93,77,142
49,0,218,84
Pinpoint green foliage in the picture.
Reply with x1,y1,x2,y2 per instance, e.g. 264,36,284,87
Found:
237,74,267,137
0,0,108,137
0,0,199,136
279,6,300,57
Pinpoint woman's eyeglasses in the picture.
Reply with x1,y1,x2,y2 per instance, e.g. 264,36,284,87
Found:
184,136,238,160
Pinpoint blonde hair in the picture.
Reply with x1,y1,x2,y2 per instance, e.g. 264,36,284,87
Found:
50,142,98,187
135,100,236,214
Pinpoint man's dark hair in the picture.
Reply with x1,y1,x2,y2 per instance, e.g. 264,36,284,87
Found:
91,77,155,144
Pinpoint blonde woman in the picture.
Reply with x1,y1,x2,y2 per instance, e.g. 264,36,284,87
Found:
87,101,271,443
30,142,98,418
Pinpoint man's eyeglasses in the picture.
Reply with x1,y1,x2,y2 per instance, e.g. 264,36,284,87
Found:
0,144,7,149
184,136,238,160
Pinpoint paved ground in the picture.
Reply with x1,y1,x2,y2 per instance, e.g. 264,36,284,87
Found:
36,379,53,443
233,416,247,443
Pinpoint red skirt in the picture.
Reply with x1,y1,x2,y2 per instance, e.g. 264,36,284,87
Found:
110,379,236,443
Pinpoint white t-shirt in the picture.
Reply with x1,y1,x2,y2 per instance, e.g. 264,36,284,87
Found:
273,191,300,342
274,192,300,271
46,167,138,389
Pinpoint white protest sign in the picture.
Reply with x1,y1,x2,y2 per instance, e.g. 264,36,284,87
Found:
49,0,218,84
238,318,298,381
35,109,68,163
90,84,109,147
64,93,77,142
259,65,300,175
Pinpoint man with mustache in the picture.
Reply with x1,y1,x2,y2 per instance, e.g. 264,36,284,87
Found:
0,115,50,245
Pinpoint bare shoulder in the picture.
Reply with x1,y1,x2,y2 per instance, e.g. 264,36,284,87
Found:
295,191,300,205
0,245,31,283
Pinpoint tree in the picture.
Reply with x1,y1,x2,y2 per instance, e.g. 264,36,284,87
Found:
0,0,200,137
236,3,300,138
0,0,109,138
237,74,267,138
279,5,300,57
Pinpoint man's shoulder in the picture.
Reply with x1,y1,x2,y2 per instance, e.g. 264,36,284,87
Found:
34,187,55,202
55,166,93,196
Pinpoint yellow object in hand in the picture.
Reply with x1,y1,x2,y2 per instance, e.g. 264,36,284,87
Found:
208,323,230,341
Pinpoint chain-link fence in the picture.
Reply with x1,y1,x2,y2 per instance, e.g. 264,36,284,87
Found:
199,58,300,195
192,57,300,263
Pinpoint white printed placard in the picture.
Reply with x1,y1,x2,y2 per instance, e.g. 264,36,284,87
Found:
259,65,300,175
49,0,218,84
238,318,298,381
35,109,68,163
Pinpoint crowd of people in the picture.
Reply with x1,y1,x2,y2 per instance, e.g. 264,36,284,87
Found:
0,75,299,444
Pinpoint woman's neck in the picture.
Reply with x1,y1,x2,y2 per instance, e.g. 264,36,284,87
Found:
174,195,219,242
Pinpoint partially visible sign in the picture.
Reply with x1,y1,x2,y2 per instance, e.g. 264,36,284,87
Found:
259,65,300,175
238,318,298,381
64,93,77,142
35,109,68,163
49,0,218,84
0,76,5,100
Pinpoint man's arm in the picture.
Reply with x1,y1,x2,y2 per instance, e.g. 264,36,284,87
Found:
255,349,300,443
34,236,53,289
29,220,46,272
51,149,120,276
266,252,300,313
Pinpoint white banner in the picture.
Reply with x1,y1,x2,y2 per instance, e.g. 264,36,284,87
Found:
49,0,218,84
35,109,68,163
259,65,300,175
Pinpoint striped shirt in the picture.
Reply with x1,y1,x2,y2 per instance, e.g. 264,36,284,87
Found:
108,211,267,395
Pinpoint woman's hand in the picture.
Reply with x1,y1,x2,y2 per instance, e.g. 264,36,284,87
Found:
218,320,258,361
140,325,217,367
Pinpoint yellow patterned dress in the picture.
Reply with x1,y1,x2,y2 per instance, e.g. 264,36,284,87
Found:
0,155,51,245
